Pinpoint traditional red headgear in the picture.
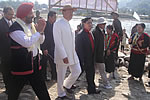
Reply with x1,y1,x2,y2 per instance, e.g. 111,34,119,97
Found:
16,3,34,19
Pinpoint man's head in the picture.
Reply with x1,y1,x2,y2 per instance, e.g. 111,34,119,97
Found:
47,11,56,24
82,17,93,31
97,17,106,30
3,6,14,21
61,5,76,21
111,12,119,19
77,25,81,30
36,10,40,17
16,3,34,24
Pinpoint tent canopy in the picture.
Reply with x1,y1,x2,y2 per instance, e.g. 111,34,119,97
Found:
49,0,118,12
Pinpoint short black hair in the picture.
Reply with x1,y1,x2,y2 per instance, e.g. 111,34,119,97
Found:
3,6,13,14
48,11,56,18
82,17,92,23
138,23,146,29
36,10,40,13
107,25,113,31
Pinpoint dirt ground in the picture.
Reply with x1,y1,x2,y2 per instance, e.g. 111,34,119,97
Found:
1,67,150,100
1,51,150,100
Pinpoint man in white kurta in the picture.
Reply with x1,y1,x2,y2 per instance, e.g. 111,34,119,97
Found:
53,5,81,99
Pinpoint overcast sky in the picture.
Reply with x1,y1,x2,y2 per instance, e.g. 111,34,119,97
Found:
0,0,48,4
35,0,125,4
0,0,129,4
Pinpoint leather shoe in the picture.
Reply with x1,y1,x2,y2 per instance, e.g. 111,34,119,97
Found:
57,96,70,100
70,85,79,89
63,86,74,94
88,90,101,94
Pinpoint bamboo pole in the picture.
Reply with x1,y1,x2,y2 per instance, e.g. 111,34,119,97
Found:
49,0,51,11
86,0,88,9
101,0,103,11
49,0,62,9
95,0,97,10
106,0,108,13
79,0,81,8
71,0,72,5
104,0,115,11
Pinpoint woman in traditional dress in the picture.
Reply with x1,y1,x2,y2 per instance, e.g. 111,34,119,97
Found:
128,23,150,81
105,25,119,78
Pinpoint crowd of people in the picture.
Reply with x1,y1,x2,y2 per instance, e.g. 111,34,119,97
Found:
0,2,150,100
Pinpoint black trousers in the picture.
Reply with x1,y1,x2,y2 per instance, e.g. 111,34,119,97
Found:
8,57,51,100
148,69,150,78
84,63,96,94
116,40,120,58
1,71,10,92
41,55,57,80
0,56,11,92
121,45,125,51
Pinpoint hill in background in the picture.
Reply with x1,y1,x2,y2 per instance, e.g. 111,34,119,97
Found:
119,0,150,15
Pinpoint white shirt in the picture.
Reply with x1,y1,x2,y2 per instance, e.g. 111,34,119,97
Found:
10,23,45,57
53,17,79,65
99,27,106,50
99,27,105,34
4,17,12,26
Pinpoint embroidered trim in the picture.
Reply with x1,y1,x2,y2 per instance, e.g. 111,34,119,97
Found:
11,70,33,75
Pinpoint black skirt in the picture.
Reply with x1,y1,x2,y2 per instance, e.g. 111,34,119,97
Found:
128,52,146,78
105,52,116,73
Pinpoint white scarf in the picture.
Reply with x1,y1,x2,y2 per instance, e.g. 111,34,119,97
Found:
16,18,42,54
